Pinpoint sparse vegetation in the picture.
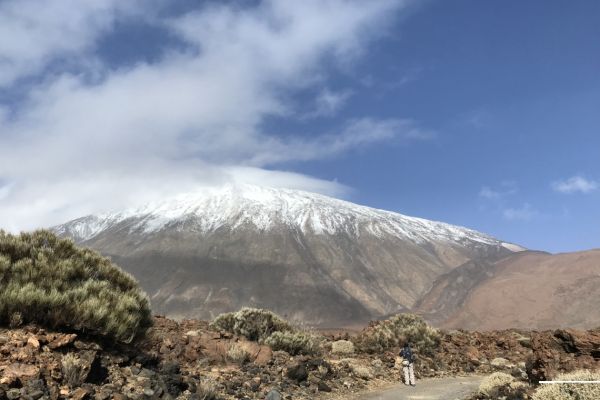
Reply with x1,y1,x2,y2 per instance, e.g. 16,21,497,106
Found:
331,339,355,355
0,230,152,342
211,308,323,355
210,307,292,342
532,370,600,400
9,311,23,328
197,378,220,400
61,353,87,388
264,330,321,356
350,363,373,380
478,372,515,397
227,343,251,365
353,313,441,355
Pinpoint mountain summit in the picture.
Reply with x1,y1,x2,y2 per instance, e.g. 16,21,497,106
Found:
54,184,524,326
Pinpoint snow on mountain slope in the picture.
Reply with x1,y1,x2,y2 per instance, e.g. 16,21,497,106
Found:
54,184,523,250
53,184,527,326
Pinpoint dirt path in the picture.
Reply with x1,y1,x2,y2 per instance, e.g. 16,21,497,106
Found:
355,375,484,400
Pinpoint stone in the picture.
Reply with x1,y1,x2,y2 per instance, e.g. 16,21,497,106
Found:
286,364,308,382
27,336,40,349
527,328,600,382
6,389,22,400
317,381,332,392
29,390,45,400
265,389,282,400
71,387,91,400
0,363,39,384
47,333,77,349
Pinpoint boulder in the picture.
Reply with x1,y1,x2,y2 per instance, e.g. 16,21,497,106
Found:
527,328,600,382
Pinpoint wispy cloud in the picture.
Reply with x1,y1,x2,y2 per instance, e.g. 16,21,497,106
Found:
552,176,598,194
310,88,353,117
503,203,538,221
0,0,416,231
0,0,149,87
479,181,517,200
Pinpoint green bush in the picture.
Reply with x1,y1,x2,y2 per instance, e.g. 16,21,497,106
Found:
532,370,600,400
0,230,152,342
353,313,440,355
264,331,321,356
210,307,292,342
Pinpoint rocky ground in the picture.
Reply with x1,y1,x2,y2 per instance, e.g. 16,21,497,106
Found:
0,316,598,399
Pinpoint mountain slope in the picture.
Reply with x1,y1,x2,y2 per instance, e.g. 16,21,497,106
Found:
54,184,523,326
416,249,600,330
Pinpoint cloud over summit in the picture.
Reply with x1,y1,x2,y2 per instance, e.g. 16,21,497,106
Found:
0,0,422,231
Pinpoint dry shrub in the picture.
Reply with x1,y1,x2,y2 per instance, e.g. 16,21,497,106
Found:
210,308,292,342
197,378,219,400
61,353,87,388
264,331,321,356
0,230,152,342
532,370,600,400
478,372,515,396
353,313,440,354
350,364,373,380
331,340,355,355
227,343,251,365
9,312,22,328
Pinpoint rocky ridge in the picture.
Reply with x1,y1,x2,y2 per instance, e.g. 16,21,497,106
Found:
2,315,598,400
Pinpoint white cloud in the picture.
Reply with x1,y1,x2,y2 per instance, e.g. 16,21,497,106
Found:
479,181,517,200
0,0,417,231
552,176,598,194
310,88,353,117
0,0,149,87
479,186,500,199
503,203,537,221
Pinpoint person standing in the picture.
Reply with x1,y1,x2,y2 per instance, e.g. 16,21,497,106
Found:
400,342,416,386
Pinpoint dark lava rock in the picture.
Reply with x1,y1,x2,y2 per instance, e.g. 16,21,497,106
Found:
317,381,332,392
286,364,308,382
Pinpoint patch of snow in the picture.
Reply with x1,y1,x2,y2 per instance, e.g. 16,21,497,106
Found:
501,242,527,252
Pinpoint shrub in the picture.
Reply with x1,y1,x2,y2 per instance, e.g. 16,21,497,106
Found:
210,308,292,342
353,313,440,355
350,363,373,380
9,312,23,328
478,372,515,397
264,331,321,356
532,370,600,400
0,230,152,342
490,357,512,369
197,378,219,400
227,343,251,365
61,353,87,388
331,340,355,355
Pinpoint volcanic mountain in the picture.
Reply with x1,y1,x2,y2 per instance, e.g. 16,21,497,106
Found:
53,184,524,326
416,249,600,330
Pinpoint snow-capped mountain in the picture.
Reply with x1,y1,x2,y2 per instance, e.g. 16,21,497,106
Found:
56,184,518,247
54,184,525,326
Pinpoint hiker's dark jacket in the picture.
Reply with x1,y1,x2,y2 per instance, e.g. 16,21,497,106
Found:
400,346,415,363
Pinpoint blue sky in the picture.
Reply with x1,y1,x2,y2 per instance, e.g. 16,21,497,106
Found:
0,0,598,252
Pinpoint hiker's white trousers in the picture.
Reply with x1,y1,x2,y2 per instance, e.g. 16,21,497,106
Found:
403,362,415,385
